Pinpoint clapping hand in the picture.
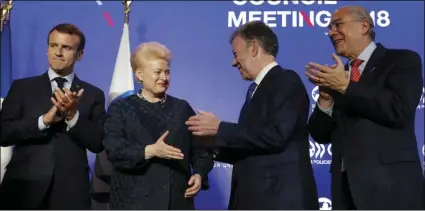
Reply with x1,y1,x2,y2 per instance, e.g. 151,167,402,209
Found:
305,53,349,94
51,88,84,120
42,105,64,126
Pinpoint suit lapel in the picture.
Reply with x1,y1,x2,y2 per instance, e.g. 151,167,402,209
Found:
238,66,279,122
336,44,387,121
250,67,279,103
358,43,387,84
70,75,85,113
70,75,82,93
238,101,249,123
39,72,54,112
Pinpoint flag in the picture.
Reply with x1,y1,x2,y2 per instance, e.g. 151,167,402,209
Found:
108,23,135,102
91,23,134,209
0,4,14,182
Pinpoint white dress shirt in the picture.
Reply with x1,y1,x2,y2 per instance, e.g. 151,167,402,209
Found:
37,68,80,131
250,61,279,98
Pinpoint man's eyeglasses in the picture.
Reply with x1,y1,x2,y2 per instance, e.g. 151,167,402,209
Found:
328,20,362,31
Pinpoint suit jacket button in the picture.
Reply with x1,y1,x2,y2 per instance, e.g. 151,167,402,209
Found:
52,154,55,159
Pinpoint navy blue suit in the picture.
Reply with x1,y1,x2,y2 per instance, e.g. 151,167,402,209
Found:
0,72,105,209
215,66,319,209
308,44,424,209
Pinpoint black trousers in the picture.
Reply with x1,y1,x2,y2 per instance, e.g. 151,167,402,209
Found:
341,172,357,210
36,176,56,209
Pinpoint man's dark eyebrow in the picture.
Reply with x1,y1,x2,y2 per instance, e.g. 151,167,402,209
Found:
48,42,72,49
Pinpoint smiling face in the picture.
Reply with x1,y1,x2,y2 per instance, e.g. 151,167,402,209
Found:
327,7,373,58
131,42,172,97
47,30,83,73
135,59,170,95
231,36,255,80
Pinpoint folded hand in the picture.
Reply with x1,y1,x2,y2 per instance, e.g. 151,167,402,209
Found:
184,174,202,198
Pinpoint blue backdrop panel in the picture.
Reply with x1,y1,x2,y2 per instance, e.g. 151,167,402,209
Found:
7,1,424,209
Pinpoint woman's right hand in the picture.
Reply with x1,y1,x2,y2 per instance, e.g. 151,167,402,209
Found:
145,131,184,160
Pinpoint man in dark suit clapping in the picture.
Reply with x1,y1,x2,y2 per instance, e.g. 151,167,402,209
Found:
0,23,105,209
305,6,424,209
186,21,319,210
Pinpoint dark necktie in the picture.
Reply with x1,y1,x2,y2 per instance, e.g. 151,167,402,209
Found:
51,77,68,126
53,77,67,90
246,82,257,103
350,59,364,82
52,77,68,102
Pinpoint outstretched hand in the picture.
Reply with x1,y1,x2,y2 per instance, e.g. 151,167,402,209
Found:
147,131,184,160
185,110,220,136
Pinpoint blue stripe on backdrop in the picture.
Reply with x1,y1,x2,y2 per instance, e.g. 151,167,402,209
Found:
115,90,135,101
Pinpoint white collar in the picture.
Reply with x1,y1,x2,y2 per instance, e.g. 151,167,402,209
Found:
354,41,377,64
48,68,75,83
254,61,278,85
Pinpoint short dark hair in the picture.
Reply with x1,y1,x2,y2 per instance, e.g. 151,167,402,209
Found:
230,21,279,57
47,23,86,51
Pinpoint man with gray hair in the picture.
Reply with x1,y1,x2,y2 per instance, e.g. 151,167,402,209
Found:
186,20,319,209
306,5,424,209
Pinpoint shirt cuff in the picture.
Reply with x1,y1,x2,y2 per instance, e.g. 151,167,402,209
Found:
38,115,50,131
316,102,334,116
65,111,79,131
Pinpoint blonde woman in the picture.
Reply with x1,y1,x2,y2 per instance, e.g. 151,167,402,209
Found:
103,42,213,209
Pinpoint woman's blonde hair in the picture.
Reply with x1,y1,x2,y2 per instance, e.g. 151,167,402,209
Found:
130,41,172,72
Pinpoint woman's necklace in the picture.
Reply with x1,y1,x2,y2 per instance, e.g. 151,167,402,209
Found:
137,89,166,104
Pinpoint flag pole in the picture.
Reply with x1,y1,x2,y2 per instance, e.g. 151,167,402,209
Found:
123,0,132,25
0,0,12,32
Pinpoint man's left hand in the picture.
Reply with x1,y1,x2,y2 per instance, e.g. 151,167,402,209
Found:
51,88,84,120
305,53,350,94
184,174,202,198
186,110,220,136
